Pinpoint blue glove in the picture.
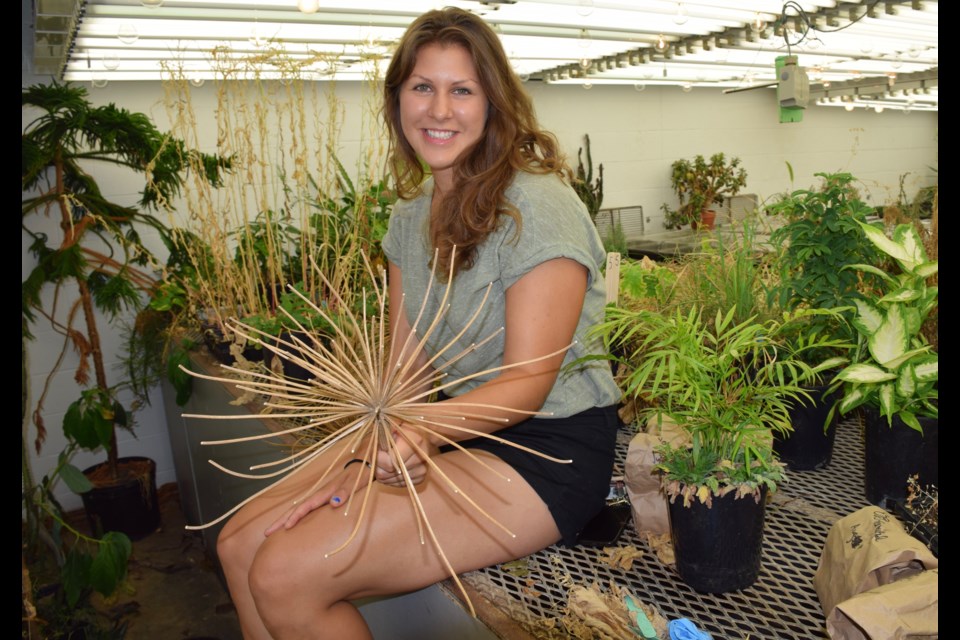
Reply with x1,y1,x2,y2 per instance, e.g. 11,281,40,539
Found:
669,618,712,640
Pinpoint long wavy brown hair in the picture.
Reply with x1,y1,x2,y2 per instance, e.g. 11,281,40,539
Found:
383,7,568,274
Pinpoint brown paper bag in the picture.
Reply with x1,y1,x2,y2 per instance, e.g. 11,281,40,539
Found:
623,416,688,536
814,506,939,617
826,569,938,640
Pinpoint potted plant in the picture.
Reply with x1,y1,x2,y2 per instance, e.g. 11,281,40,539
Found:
765,171,881,469
661,153,747,230
827,221,938,506
22,82,229,538
595,304,841,593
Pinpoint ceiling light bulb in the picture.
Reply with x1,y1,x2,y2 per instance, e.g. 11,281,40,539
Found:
682,82,692,92
892,55,903,69
579,29,592,49
656,34,667,51
860,42,874,54
582,81,593,90
844,103,855,112
298,0,319,13
117,24,139,44
190,76,205,87
673,3,689,26
102,53,120,70
634,83,646,92
140,0,163,7
91,76,108,88
908,46,920,58
579,58,591,69
751,13,765,31
874,105,884,113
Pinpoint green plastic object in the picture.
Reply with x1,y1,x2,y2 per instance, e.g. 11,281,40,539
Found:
624,595,658,639
777,55,804,123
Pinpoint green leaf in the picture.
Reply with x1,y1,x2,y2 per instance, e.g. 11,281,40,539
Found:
89,532,132,597
859,220,912,263
867,305,909,367
837,364,896,384
60,463,94,493
167,348,194,406
914,359,938,383
62,548,93,608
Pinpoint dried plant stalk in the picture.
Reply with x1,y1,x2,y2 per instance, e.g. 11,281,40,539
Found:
181,250,572,614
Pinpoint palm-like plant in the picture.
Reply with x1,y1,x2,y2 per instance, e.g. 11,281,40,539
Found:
22,81,230,480
596,305,844,506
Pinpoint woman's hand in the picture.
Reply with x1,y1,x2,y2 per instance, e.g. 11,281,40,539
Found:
375,425,433,488
263,463,371,536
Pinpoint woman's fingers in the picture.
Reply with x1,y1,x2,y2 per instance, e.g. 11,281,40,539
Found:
374,426,432,486
263,467,365,536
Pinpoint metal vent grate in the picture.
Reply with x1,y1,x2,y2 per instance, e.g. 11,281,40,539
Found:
464,418,872,639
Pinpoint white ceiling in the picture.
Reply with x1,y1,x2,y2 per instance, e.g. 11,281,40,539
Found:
30,0,938,110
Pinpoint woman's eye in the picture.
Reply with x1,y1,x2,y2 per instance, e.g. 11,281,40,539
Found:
453,87,472,96
412,83,432,93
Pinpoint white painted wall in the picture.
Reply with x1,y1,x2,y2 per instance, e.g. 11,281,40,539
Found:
22,78,937,510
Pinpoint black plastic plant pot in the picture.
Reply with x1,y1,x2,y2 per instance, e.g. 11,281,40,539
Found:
773,384,839,471
80,456,161,541
271,331,313,382
668,487,767,594
202,325,264,366
863,407,938,507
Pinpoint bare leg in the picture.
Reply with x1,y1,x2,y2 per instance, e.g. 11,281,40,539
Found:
218,447,561,639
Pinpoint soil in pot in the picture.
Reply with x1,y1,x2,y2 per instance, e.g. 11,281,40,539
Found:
81,456,161,541
773,384,839,471
862,408,938,507
668,487,767,594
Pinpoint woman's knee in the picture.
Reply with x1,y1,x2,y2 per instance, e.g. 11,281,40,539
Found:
217,517,258,573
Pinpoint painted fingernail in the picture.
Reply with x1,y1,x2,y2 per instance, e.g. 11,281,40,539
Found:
331,496,342,505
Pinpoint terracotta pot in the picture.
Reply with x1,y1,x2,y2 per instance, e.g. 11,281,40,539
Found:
692,209,717,230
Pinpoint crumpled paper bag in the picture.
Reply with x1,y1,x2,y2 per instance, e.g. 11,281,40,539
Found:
826,569,938,639
623,415,688,536
814,505,938,618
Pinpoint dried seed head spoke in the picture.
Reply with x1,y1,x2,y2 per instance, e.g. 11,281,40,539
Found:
180,247,571,615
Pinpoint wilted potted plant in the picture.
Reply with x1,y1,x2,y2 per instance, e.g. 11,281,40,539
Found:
661,153,747,230
22,82,229,538
594,304,841,593
827,221,938,506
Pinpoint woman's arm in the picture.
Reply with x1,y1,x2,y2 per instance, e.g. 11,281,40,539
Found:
398,256,589,445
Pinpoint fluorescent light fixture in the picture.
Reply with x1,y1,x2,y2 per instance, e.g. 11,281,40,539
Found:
44,0,934,111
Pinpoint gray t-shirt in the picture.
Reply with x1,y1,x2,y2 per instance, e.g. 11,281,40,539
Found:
381,170,620,418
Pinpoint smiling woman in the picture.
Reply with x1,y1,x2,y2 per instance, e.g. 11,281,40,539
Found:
399,43,488,190
213,8,620,639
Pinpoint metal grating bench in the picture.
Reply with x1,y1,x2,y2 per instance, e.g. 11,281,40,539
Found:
461,418,872,639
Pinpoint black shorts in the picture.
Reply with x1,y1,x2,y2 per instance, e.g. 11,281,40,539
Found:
440,404,619,546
